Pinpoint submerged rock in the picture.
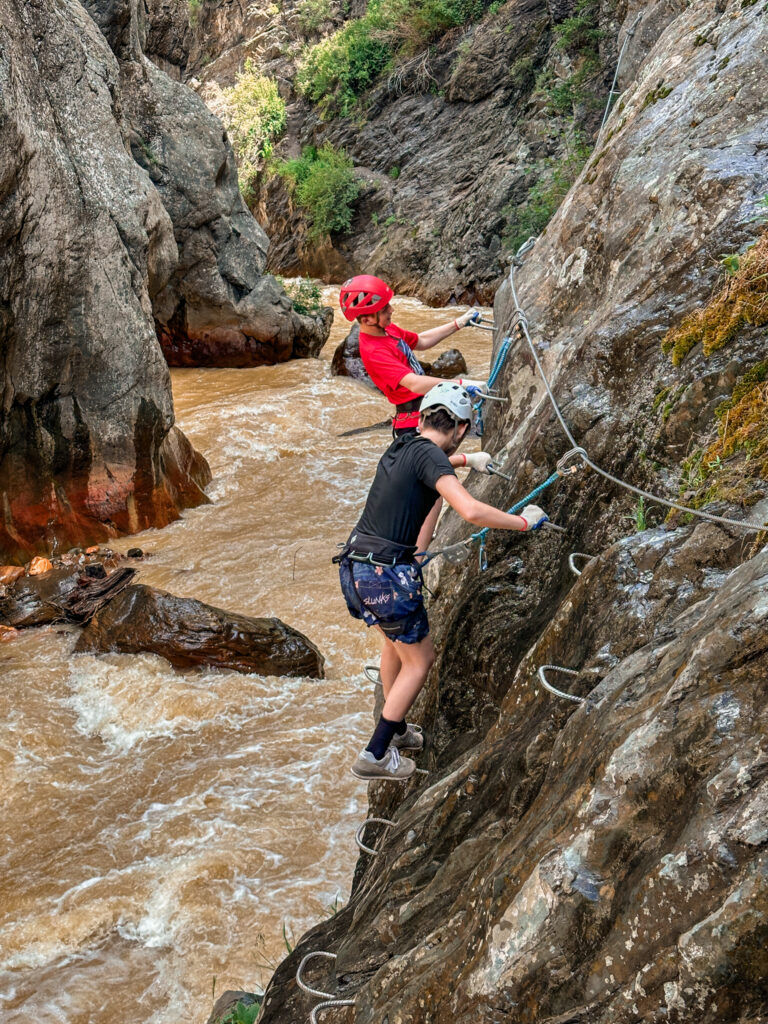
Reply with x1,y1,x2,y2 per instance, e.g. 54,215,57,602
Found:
0,553,134,629
74,584,325,678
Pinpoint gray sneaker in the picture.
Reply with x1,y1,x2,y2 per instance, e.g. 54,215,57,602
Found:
391,723,424,752
351,746,415,781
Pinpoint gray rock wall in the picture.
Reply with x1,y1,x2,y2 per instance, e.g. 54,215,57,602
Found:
250,2,768,1021
0,0,329,563
169,0,694,303
0,0,207,563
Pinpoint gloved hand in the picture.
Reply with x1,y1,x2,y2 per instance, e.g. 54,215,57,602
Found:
455,308,481,328
457,378,488,395
463,452,493,473
520,504,548,530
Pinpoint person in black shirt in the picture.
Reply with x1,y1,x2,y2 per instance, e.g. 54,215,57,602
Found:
337,381,549,781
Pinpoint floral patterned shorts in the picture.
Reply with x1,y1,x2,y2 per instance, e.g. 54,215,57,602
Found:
338,560,429,644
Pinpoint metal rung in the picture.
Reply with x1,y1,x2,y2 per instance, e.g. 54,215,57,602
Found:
310,999,355,1023
568,552,594,576
355,817,394,855
537,664,601,705
296,951,337,999
363,664,382,685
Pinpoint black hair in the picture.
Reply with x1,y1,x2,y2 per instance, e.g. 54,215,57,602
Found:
421,407,467,432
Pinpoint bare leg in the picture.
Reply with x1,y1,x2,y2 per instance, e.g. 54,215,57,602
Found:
376,632,435,723
379,639,401,701
414,497,442,561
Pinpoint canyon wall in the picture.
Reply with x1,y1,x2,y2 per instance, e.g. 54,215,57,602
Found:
0,0,329,563
242,1,768,1021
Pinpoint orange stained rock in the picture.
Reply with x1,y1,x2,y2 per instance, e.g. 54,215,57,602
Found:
85,546,100,554
29,557,54,575
0,565,25,585
0,625,19,642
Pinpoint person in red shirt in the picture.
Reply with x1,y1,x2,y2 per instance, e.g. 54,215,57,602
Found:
339,274,493,556
339,274,487,435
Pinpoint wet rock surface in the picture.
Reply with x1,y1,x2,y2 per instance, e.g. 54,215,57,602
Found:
74,584,326,678
254,2,768,1021
0,550,128,628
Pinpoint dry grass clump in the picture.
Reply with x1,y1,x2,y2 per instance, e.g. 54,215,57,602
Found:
662,231,768,366
706,360,768,477
673,360,768,521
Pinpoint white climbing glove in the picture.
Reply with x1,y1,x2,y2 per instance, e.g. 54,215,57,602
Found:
463,452,493,473
457,378,488,395
455,307,481,328
520,504,548,531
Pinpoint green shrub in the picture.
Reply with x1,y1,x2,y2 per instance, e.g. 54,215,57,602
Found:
188,0,202,26
222,61,287,202
278,143,360,238
222,1000,260,1024
276,277,325,315
503,132,591,252
297,0,490,116
554,0,603,54
297,16,391,116
297,0,334,33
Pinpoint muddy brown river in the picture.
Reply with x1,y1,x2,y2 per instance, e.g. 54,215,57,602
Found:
0,289,492,1023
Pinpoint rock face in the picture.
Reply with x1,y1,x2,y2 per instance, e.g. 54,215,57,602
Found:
167,0,659,302
253,2,768,1022
0,0,330,563
74,583,325,677
0,0,212,564
82,0,333,366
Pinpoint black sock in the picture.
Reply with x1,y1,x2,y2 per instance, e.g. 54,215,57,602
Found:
365,715,400,761
394,719,407,735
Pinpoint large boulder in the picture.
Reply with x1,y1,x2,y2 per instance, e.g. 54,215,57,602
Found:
74,584,325,677
82,0,333,367
0,0,211,565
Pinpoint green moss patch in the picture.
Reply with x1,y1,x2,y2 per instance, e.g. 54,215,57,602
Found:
662,231,768,366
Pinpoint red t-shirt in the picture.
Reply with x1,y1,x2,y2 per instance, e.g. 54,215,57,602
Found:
359,325,424,426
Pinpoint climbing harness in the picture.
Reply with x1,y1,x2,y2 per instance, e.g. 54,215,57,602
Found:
568,552,594,576
599,12,644,136
355,817,395,856
537,664,601,705
507,241,767,534
296,951,355,1023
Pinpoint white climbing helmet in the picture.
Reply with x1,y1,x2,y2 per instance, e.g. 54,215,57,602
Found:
419,381,474,424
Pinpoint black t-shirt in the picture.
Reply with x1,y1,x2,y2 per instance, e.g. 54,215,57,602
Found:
350,435,456,560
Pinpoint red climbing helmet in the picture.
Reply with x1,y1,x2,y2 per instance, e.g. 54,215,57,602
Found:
339,274,393,322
